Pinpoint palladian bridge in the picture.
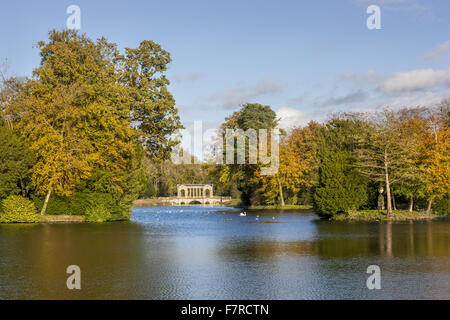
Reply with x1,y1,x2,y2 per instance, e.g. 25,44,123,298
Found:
171,184,230,205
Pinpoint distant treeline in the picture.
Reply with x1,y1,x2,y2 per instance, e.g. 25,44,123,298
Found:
142,102,449,218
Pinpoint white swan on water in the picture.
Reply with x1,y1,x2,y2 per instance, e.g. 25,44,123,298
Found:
240,212,247,216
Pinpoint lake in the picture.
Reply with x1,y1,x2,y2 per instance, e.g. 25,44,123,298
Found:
0,206,449,299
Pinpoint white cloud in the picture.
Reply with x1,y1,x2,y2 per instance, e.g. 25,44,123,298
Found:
314,89,368,108
276,107,319,130
373,88,450,109
338,70,385,88
423,41,450,61
283,67,450,123
380,68,450,93
207,77,283,109
287,94,306,106
172,72,205,83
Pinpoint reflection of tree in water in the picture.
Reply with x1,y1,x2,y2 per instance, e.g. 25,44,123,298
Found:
1,222,180,299
220,219,450,262
313,221,376,258
313,219,450,259
2,216,449,299
219,239,317,260
379,221,392,257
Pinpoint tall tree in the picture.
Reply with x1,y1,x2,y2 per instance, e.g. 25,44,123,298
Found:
393,107,429,212
121,40,183,159
219,103,279,206
354,110,410,218
421,101,450,213
7,30,182,215
256,121,320,206
0,60,25,127
313,116,368,217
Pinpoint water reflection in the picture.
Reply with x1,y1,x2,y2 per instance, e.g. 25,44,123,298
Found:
0,207,449,299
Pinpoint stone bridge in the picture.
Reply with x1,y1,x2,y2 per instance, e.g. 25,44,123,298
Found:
170,184,231,205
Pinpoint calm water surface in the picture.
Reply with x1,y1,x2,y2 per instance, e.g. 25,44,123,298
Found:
0,206,449,299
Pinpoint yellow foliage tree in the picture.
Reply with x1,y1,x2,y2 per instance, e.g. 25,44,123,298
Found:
9,30,135,215
254,122,320,206
422,103,450,213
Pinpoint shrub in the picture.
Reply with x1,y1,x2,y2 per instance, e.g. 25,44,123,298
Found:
433,196,449,216
313,152,368,218
0,120,36,201
0,195,39,223
85,203,112,223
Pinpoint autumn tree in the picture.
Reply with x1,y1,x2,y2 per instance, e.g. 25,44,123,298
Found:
7,30,181,216
219,103,279,206
0,60,25,126
121,40,183,159
421,101,450,213
392,107,430,212
353,110,414,218
256,121,320,206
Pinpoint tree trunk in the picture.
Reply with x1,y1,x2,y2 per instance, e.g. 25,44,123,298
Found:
408,197,414,212
391,188,397,211
384,149,392,218
19,179,26,197
426,198,433,214
40,187,52,216
277,176,285,207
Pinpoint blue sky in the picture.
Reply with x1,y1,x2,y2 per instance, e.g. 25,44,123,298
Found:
1,0,449,134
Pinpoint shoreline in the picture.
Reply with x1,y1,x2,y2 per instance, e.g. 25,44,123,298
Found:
331,210,438,222
1,208,444,224
243,204,313,210
39,215,86,223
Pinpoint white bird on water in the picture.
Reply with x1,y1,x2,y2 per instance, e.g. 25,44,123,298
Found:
240,212,247,216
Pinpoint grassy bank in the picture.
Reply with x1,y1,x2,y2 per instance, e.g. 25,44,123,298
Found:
133,198,169,207
332,210,436,222
245,204,313,210
39,215,86,223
